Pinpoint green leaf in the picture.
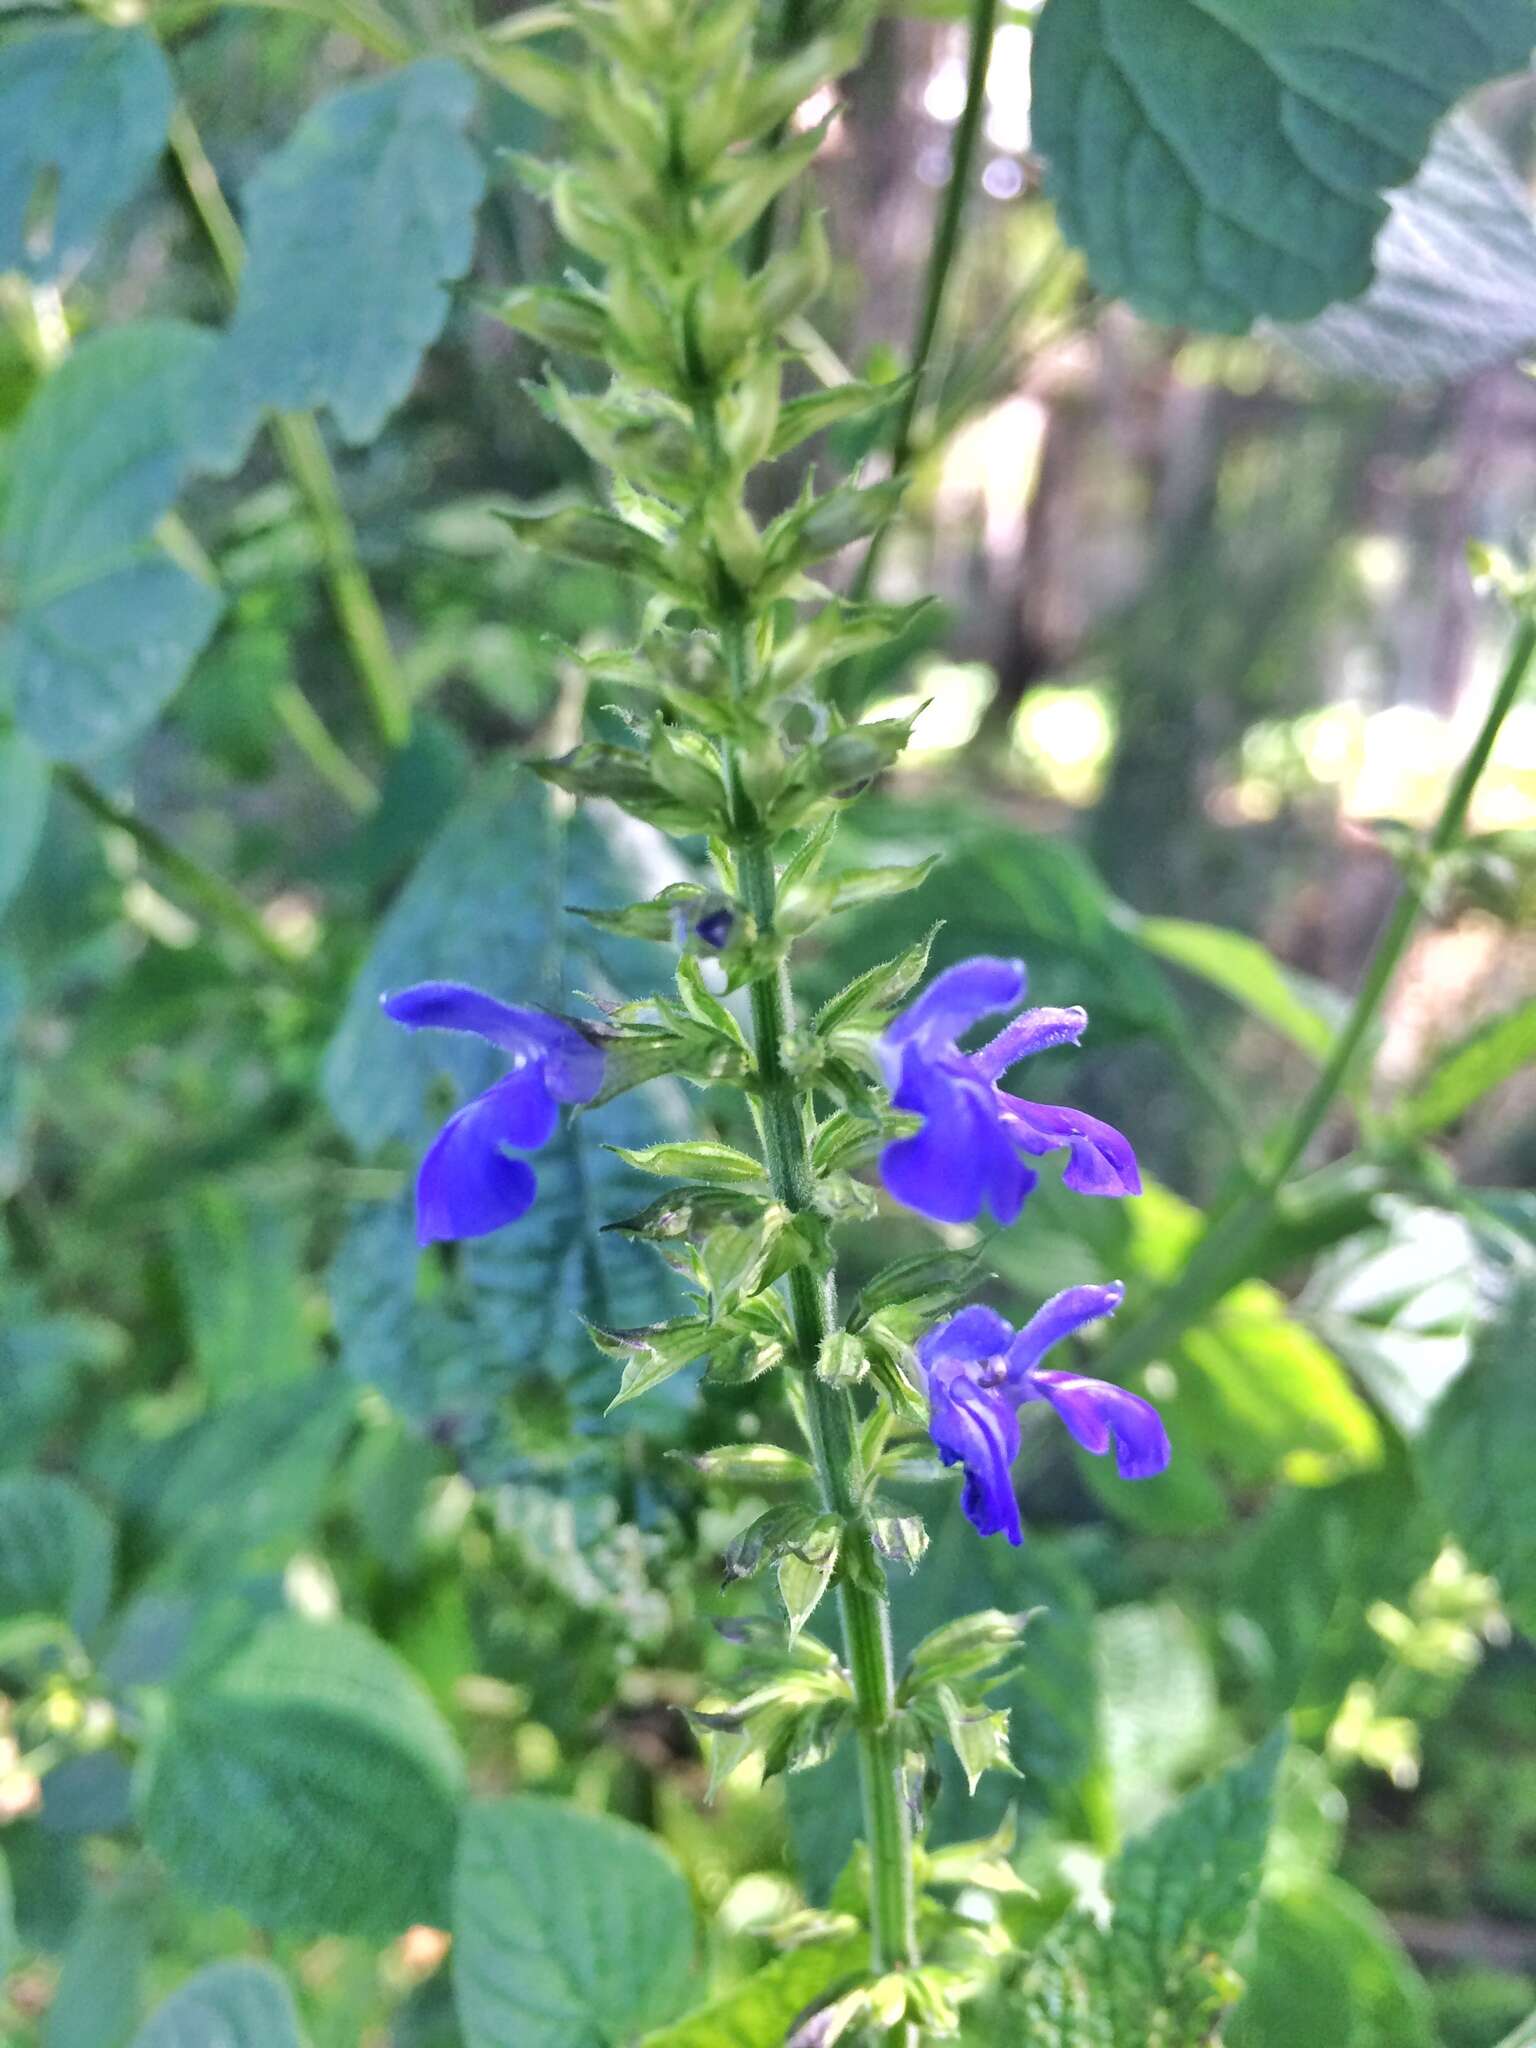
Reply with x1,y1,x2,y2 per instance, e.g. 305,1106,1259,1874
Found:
1277,119,1536,388
453,1796,695,2048
611,1139,767,1185
0,23,173,278
1389,995,1536,1141
1133,914,1345,1062
1419,1257,1536,1635
0,1473,113,1640
1228,1874,1435,2048
0,1847,15,1978
140,1615,465,1937
0,732,50,915
129,1963,309,2048
637,1937,867,2048
1031,0,1535,332
0,322,221,762
45,1873,154,2048
1015,1730,1287,2044
196,60,484,470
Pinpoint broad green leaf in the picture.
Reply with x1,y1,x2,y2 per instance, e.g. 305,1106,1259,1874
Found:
1015,1730,1286,2044
0,732,49,915
1228,1875,1435,2048
0,322,221,763
0,1473,113,1640
325,774,685,1472
196,60,484,471
1133,914,1344,1062
453,1796,695,2048
0,23,173,279
1277,119,1536,388
1031,0,1535,332
129,1962,309,2048
1419,1257,1536,1635
1389,994,1536,1142
1497,2011,1536,2048
140,1615,465,1936
638,1937,866,2048
45,1872,154,2048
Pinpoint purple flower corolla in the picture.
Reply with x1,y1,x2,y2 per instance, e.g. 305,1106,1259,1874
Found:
878,955,1140,1226
918,1283,1170,1546
381,981,602,1245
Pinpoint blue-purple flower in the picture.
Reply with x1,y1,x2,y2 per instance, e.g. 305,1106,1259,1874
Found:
381,981,603,1245
878,955,1139,1226
917,1284,1170,1545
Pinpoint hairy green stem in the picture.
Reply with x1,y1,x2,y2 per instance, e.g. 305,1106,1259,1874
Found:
852,0,1000,605
723,625,919,1990
166,103,412,754
1096,610,1536,1385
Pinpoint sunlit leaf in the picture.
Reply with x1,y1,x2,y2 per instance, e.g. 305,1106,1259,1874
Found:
1032,0,1535,331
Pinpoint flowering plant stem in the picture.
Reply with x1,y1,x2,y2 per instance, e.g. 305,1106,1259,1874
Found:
734,817,920,1983
1096,608,1536,1387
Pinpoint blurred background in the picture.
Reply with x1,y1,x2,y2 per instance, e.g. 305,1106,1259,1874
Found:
2,7,1535,2045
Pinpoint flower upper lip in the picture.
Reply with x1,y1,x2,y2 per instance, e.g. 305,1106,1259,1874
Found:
381,979,603,1245
877,954,1140,1227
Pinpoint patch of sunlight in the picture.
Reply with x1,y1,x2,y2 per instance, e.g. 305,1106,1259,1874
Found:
1010,681,1116,805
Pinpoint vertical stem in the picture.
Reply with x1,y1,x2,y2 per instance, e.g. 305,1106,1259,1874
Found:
166,103,413,752
723,624,919,1991
852,0,1000,604
1094,611,1536,1384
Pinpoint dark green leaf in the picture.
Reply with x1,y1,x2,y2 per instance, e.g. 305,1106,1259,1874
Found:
0,1473,113,1641
129,1962,309,2048
140,1616,465,1937
1032,0,1534,331
453,1796,694,2048
1014,1730,1287,2044
0,732,50,915
0,322,221,762
0,23,173,278
196,60,484,469
44,1872,154,2048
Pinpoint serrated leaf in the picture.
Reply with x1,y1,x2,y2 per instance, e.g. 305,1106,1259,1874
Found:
1031,0,1535,333
196,60,484,470
1015,1729,1287,2045
1419,1256,1536,1635
140,1616,465,1937
0,1473,113,1641
454,1796,694,2048
1276,118,1536,387
0,23,173,279
129,1962,309,2048
637,1936,867,2048
0,322,221,763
